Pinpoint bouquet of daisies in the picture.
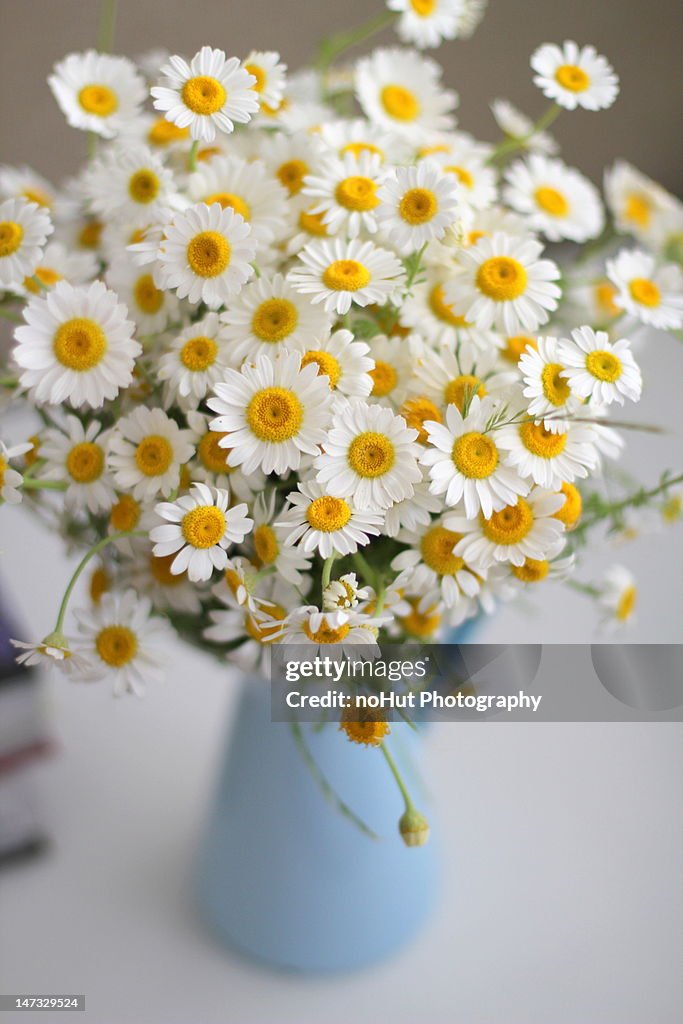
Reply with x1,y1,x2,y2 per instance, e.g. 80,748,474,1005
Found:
2,1,682,731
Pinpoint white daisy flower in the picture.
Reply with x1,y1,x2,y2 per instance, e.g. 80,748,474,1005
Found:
355,48,458,136
503,154,604,242
507,551,576,586
317,118,413,166
0,197,53,289
219,273,332,363
456,0,488,37
157,313,230,406
10,634,81,672
421,394,528,517
242,50,287,110
315,400,422,511
302,151,384,239
0,165,56,210
415,346,516,415
154,202,257,308
207,351,334,475
40,416,115,514
392,515,486,614
606,249,683,330
187,155,288,252
383,477,442,537
185,411,265,501
278,606,383,649
258,132,322,199
490,99,558,155
14,280,140,408
427,136,497,212
519,335,582,430
562,273,623,330
84,144,178,227
604,160,679,245
204,579,295,672
445,231,562,334
151,481,253,583
106,261,178,336
72,590,171,697
558,326,642,406
276,480,384,558
48,51,146,138
151,47,259,143
365,334,415,407
125,552,204,616
445,486,566,567
14,240,97,299
213,555,265,613
323,572,372,612
496,416,598,490
530,41,619,111
376,161,461,255
0,441,32,505
298,329,374,400
248,490,312,586
288,237,405,316
598,565,637,628
400,273,500,351
107,406,194,501
388,0,464,49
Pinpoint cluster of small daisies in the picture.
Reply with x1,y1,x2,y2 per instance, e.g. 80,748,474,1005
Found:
2,2,683,700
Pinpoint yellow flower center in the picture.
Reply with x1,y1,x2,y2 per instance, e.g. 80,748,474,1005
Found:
0,456,6,486
481,498,534,545
398,187,438,225
252,523,279,566
322,259,371,292
180,335,218,371
205,192,251,220
134,273,164,314
534,186,569,217
555,64,591,92
53,318,107,371
78,220,102,249
298,207,329,236
110,494,141,532
340,141,384,160
22,187,52,208
401,395,443,444
616,585,637,621
347,431,395,478
595,281,620,315
25,435,40,467
624,193,651,227
503,334,537,363
148,118,189,146
303,619,351,644
340,714,390,747
400,597,442,639
181,504,226,548
300,350,341,388
467,230,486,246
511,557,549,583
244,63,266,92
420,525,464,576
519,421,567,458
444,165,474,189
585,349,622,382
149,553,185,586
306,495,352,532
452,431,499,478
89,566,110,603
96,626,137,667
476,257,528,301
78,84,118,116
128,169,161,204
0,220,24,257
410,0,437,14
370,359,398,397
381,84,421,122
541,362,571,405
196,146,222,163
182,75,226,115
246,387,303,442
246,604,287,644
553,481,582,529
186,230,231,278
251,298,298,342
444,374,486,411
66,441,104,483
662,494,683,523
428,284,469,327
198,430,233,473
134,435,174,477
335,175,379,212
628,277,660,307
276,159,309,195
25,267,62,293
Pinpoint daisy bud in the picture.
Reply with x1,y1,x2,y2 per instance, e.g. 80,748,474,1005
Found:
399,807,431,848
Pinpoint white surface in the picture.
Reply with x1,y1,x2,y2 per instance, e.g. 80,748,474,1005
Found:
1,506,682,1023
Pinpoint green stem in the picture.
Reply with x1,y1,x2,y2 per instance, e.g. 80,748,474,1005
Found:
314,10,397,72
22,478,67,491
30,274,50,292
351,551,377,589
54,530,144,633
0,307,22,322
568,580,601,598
380,740,415,815
573,473,683,539
188,140,200,173
488,102,562,164
0,375,18,387
97,0,118,52
321,553,337,601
